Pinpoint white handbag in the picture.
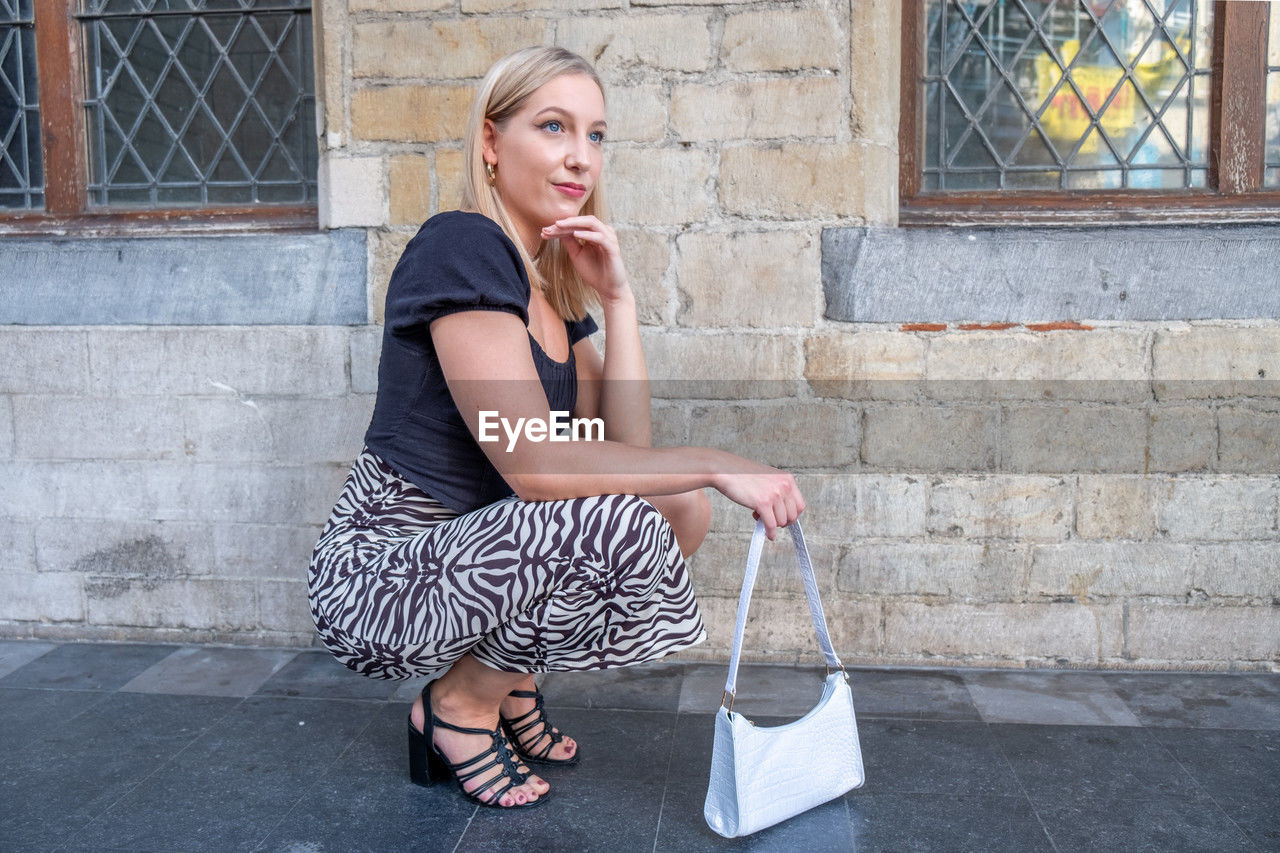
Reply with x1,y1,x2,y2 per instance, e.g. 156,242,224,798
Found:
703,519,865,838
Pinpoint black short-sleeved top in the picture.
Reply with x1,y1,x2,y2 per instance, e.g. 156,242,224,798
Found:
363,210,598,514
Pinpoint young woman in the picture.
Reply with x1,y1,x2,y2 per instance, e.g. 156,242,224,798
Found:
308,46,805,810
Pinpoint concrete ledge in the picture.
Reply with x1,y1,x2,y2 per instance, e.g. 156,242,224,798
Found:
822,224,1280,323
0,229,367,325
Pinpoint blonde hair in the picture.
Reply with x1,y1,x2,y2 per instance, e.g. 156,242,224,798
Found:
461,46,608,323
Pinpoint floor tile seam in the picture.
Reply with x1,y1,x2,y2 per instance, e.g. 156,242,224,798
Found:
1135,725,1265,852
449,805,481,853
248,708,385,853
986,721,1065,853
54,694,254,851
650,707,684,853
252,690,393,704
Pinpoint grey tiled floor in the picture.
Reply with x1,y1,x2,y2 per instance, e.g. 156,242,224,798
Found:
1,640,1277,852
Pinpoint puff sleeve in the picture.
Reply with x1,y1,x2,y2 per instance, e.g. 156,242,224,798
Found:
568,312,598,345
384,213,531,339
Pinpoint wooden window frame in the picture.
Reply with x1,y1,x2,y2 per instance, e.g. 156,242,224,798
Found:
1,0,317,236
899,0,1280,225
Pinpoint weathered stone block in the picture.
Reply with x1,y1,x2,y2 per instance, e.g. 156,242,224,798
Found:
1147,405,1216,472
436,148,466,214
686,400,858,469
928,475,1072,541
924,329,1149,402
849,0,901,144
389,154,432,226
604,84,666,143
720,142,893,221
687,532,839,595
837,541,1027,599
1190,542,1280,599
321,155,385,228
352,17,543,79
616,228,671,325
556,14,712,74
315,0,346,140
0,573,83,622
1074,475,1158,539
1156,478,1277,541
675,229,818,328
691,589,880,660
259,580,315,633
1218,405,1280,473
605,147,713,226
465,0,617,11
885,602,1123,661
35,519,210,579
862,404,999,470
802,473,928,539
648,400,689,447
13,396,184,461
350,325,383,394
721,6,842,72
210,523,325,581
85,327,350,397
0,396,11,458
85,577,258,631
370,230,414,326
1153,326,1280,399
1,461,347,525
180,396,375,463
0,520,34,573
1028,542,1196,599
1126,604,1280,662
1002,405,1147,473
641,330,801,398
0,329,88,394
351,84,473,143
671,77,843,141
349,0,450,11
805,330,926,400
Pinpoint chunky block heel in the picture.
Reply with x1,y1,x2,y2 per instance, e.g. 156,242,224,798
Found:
406,680,548,809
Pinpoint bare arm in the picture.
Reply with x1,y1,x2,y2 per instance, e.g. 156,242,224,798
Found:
431,309,804,537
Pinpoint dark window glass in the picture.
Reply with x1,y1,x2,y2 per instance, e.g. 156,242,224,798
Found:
0,0,42,210
80,0,317,207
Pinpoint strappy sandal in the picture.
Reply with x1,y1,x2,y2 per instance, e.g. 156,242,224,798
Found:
407,681,547,809
500,688,581,767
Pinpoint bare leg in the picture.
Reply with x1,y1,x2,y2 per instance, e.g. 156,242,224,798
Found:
643,489,711,558
410,653,549,806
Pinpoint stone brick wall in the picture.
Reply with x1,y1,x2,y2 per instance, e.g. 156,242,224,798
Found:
2,0,1276,671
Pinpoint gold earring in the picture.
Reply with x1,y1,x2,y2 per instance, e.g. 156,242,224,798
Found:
486,162,496,185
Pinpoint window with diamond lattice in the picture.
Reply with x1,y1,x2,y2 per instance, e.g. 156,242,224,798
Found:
900,0,1280,223
1,0,316,227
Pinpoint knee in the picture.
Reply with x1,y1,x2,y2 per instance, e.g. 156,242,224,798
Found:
643,490,710,558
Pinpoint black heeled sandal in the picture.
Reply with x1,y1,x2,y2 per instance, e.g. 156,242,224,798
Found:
407,681,548,809
500,688,581,767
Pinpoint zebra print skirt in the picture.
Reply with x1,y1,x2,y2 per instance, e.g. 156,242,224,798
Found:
308,446,708,680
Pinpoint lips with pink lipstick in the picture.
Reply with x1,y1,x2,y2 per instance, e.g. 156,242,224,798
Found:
553,182,585,199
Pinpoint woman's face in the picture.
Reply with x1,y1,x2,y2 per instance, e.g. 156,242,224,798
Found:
483,73,606,254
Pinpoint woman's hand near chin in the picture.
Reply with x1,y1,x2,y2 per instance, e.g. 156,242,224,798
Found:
540,215,630,303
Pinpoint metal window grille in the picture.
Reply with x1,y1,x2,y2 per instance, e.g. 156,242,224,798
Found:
0,0,41,210
79,0,317,208
1266,0,1279,188
923,0,1212,192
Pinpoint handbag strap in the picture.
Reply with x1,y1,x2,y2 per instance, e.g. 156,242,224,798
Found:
722,519,843,700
